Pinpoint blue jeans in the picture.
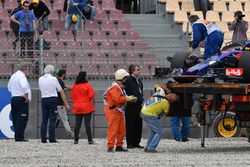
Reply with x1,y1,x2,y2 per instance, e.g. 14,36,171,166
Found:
37,16,49,31
65,14,80,31
143,114,164,150
170,116,190,140
40,97,58,142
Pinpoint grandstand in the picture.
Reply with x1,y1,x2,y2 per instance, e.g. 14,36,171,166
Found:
0,0,190,89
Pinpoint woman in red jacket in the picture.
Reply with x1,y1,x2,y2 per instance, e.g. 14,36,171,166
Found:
71,71,95,144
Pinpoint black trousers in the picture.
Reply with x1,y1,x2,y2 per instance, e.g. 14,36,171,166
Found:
11,96,29,141
125,104,142,146
74,112,93,142
20,31,34,58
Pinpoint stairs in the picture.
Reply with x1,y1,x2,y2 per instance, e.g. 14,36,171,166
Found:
124,14,189,67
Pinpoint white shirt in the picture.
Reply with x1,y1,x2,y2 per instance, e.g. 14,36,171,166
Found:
38,74,62,98
7,70,32,101
206,24,221,35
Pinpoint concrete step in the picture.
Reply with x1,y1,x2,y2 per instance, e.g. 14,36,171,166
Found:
124,14,167,24
124,13,189,63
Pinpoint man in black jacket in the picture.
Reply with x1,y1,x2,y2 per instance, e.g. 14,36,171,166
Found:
10,0,23,50
124,64,144,149
29,0,50,34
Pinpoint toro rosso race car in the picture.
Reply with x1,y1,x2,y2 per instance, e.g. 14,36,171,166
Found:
169,41,250,83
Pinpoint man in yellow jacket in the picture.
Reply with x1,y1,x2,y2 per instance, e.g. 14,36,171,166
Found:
141,83,178,153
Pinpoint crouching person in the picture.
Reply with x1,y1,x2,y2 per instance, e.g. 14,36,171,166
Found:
141,83,178,153
103,69,137,152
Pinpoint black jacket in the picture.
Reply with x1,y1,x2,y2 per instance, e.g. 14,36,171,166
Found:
29,1,50,19
124,75,143,105
167,94,192,117
10,5,22,30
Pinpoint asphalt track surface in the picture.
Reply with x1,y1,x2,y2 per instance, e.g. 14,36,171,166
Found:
1,138,250,167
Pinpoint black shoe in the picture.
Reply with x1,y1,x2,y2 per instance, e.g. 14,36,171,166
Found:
88,141,94,145
182,138,189,142
115,146,128,152
49,140,59,143
134,144,144,149
127,144,136,149
74,140,78,144
107,148,114,152
145,149,157,153
15,139,29,142
175,138,181,142
41,140,47,143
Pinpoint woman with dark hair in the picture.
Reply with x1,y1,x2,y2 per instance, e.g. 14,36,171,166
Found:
70,71,95,144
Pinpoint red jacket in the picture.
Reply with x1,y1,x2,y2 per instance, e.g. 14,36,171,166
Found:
71,82,95,114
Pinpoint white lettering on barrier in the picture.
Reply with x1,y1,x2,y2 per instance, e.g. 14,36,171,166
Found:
0,104,14,138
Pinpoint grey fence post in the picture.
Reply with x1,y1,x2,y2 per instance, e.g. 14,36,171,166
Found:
39,34,44,75
81,19,85,71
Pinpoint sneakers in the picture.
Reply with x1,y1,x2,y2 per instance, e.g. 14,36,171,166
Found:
144,148,157,153
115,146,128,152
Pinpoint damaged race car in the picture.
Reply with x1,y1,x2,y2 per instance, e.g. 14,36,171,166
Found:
164,41,250,138
169,41,250,83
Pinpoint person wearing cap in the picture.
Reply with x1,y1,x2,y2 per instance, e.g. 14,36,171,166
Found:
39,65,70,143
229,10,248,44
70,71,95,145
29,0,50,34
63,0,88,40
141,83,178,153
7,62,31,142
10,0,37,58
188,15,208,54
103,69,137,152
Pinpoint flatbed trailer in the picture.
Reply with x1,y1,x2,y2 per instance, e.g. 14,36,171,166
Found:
168,83,250,147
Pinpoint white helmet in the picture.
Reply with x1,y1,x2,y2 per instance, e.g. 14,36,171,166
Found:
115,69,129,80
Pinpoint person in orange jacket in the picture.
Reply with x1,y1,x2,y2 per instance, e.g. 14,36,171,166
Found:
103,69,137,152
71,71,95,144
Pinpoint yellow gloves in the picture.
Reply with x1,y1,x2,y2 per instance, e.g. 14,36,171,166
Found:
188,47,194,53
126,96,137,103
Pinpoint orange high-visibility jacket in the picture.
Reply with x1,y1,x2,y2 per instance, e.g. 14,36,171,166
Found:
104,82,128,109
